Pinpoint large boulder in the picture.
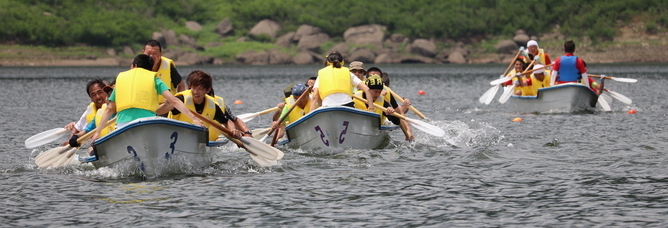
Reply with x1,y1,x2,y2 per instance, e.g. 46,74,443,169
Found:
399,55,435,64
408,39,437,57
177,52,214,65
496,40,518,54
249,19,281,40
122,46,134,56
513,29,530,47
162,29,179,48
297,33,330,53
326,43,350,57
267,49,293,64
347,48,376,63
374,52,402,64
293,25,322,42
447,50,467,64
151,32,166,47
185,21,202,31
275,32,295,48
343,24,386,46
292,51,319,65
215,18,234,36
236,50,257,63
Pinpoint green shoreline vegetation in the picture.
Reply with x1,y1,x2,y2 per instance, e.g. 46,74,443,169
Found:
1,0,666,63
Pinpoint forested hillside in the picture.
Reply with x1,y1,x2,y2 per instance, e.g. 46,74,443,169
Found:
1,0,666,47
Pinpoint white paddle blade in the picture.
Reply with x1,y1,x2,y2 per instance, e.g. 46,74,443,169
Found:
25,128,69,149
50,147,79,168
406,118,445,137
251,128,272,140
249,154,278,167
479,85,499,105
240,137,284,160
607,90,632,104
610,77,637,83
490,76,513,85
498,84,516,104
598,95,612,111
237,113,257,123
34,146,70,168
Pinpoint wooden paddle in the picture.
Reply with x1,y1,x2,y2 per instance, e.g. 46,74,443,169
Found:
190,110,284,163
387,89,426,119
268,85,313,146
589,74,637,83
35,117,116,168
490,64,553,86
352,95,445,137
502,47,524,77
25,127,69,149
236,107,280,123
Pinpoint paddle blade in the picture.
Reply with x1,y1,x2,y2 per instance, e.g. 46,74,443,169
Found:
406,118,445,137
25,128,69,149
50,147,79,168
490,76,513,85
498,84,516,104
249,154,278,167
34,146,70,168
239,137,284,160
598,95,612,111
237,113,257,123
251,128,272,140
479,85,499,105
607,90,632,104
610,77,637,83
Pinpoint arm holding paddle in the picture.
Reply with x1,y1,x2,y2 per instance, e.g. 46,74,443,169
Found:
352,95,444,137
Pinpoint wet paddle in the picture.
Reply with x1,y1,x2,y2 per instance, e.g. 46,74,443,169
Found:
598,93,612,111
490,64,553,86
352,95,445,137
478,85,500,105
589,74,637,83
604,89,632,105
268,85,313,146
498,58,543,104
190,110,284,163
237,107,280,123
388,89,426,119
35,118,116,168
25,128,69,149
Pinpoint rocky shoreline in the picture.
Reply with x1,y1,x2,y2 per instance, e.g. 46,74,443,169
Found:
1,20,666,67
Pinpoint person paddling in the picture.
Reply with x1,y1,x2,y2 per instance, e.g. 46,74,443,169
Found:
310,51,375,111
353,75,414,141
550,40,602,94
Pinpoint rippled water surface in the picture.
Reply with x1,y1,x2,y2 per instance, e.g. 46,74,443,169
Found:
1,63,667,227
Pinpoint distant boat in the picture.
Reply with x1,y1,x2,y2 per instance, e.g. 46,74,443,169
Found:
281,106,398,150
508,83,598,113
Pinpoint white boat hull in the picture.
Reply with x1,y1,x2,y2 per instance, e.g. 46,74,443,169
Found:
90,117,212,175
508,83,598,113
284,106,396,150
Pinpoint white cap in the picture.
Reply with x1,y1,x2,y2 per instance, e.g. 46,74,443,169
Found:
533,64,544,74
527,40,539,48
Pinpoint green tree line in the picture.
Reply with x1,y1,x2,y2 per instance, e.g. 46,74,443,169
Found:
1,0,666,47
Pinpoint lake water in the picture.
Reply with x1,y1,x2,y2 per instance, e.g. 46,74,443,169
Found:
1,63,667,227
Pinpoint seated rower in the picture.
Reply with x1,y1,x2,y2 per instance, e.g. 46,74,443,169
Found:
353,75,414,141
516,64,552,96
157,70,250,141
271,84,310,140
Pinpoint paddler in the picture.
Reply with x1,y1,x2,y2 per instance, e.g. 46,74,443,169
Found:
310,51,375,111
91,54,202,143
550,40,602,94
515,64,552,96
158,70,251,141
353,74,414,141
142,39,185,104
524,40,552,66
270,84,310,140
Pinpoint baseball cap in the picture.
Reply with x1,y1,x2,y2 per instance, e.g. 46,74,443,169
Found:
349,61,364,70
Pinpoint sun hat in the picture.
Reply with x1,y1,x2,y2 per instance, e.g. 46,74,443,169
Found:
349,61,365,70
533,64,545,74
527,40,539,48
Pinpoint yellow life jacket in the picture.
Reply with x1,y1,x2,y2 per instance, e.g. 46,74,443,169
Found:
505,69,523,94
170,90,220,141
84,102,99,125
524,49,548,65
115,68,159,113
155,56,177,103
94,103,116,137
382,86,394,103
213,95,225,108
318,65,353,99
353,90,386,124
524,70,552,96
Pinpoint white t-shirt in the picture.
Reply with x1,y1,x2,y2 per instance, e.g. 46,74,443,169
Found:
313,73,362,107
74,105,95,131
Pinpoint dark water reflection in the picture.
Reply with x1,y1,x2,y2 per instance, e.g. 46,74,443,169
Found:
0,64,667,226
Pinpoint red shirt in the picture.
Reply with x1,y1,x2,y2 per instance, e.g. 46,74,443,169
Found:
552,53,587,76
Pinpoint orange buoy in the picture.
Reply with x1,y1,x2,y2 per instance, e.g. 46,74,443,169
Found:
234,100,243,104
418,90,426,95
628,109,636,114
512,117,522,122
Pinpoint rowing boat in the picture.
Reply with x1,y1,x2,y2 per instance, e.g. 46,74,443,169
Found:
282,106,398,150
507,83,598,113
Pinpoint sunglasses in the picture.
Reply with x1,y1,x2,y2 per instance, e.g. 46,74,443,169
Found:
351,69,366,73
